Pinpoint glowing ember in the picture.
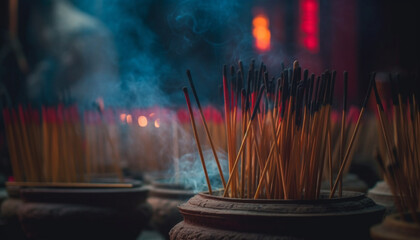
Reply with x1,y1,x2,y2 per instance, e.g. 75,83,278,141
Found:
138,116,148,127
252,13,271,52
149,112,155,117
126,114,133,124
154,118,160,128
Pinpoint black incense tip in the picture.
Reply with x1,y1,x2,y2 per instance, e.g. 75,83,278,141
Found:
303,69,309,82
372,79,384,111
263,71,269,91
186,69,192,82
362,72,375,108
186,70,202,109
250,85,265,120
311,76,321,113
307,74,315,107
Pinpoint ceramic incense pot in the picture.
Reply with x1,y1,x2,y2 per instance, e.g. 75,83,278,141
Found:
170,191,385,239
17,183,151,240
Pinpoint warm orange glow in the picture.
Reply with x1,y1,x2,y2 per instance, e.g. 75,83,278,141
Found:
126,114,133,124
154,119,160,128
149,112,155,117
138,116,148,127
252,16,268,28
252,14,271,52
120,113,126,123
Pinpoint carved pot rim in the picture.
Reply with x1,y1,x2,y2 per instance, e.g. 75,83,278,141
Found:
19,184,149,208
179,190,385,217
198,189,365,204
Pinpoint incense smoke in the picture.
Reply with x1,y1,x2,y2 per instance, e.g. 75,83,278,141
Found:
69,0,256,106
167,149,229,193
27,0,261,178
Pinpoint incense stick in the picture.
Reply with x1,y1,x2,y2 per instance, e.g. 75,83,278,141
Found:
183,87,213,195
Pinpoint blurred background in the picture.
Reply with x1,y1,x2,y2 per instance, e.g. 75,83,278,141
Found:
0,0,419,185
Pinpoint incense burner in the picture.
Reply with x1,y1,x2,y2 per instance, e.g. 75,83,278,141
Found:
17,184,151,240
148,180,195,239
370,212,420,240
170,191,385,239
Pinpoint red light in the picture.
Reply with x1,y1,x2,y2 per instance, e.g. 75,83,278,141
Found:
299,0,319,53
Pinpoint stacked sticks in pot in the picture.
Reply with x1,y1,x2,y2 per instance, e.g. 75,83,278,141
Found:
373,74,420,222
183,60,373,200
2,104,124,185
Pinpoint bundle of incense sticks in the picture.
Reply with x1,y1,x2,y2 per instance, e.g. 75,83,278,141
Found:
325,107,361,192
183,60,373,199
2,104,124,184
84,108,123,181
373,73,420,223
3,105,85,182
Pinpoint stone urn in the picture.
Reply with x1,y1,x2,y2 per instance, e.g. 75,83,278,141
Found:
170,191,385,239
148,180,195,239
17,183,152,240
